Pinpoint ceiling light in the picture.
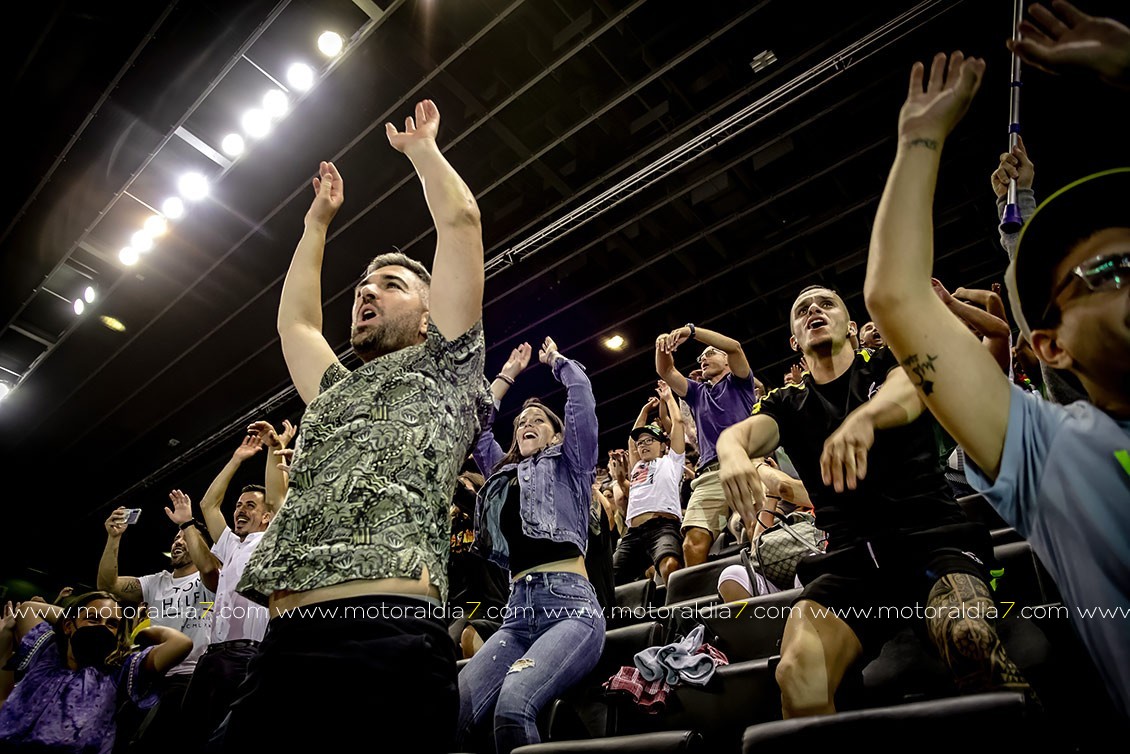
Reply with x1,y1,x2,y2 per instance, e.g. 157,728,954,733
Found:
221,133,245,157
100,315,126,332
241,109,271,138
119,247,139,266
73,298,85,316
131,230,154,253
318,31,344,58
262,89,288,118
603,334,626,350
0,383,10,401
162,197,186,219
143,215,168,237
750,50,778,73
286,62,314,92
84,286,96,303
178,172,210,202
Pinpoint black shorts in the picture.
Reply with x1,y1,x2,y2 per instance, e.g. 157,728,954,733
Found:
612,516,683,585
795,522,994,659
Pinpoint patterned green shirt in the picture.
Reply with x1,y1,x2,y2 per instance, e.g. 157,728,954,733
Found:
237,319,490,604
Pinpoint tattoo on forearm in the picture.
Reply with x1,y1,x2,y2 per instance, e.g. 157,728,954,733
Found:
123,579,140,594
926,573,1027,692
901,353,938,396
908,137,938,150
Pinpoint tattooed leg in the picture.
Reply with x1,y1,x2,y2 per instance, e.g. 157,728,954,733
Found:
926,573,1028,692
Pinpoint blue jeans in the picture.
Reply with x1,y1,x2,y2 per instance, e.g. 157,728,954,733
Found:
457,571,606,754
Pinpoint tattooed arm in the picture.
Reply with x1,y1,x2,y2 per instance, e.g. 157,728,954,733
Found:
864,52,1010,480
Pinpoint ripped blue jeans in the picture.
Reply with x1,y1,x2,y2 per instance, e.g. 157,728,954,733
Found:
456,571,606,754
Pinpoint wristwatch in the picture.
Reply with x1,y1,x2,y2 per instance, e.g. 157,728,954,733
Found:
178,519,202,532
685,323,696,340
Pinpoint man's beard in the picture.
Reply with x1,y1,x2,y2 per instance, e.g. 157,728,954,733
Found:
351,314,422,361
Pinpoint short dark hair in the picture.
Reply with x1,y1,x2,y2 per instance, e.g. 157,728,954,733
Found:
240,484,266,496
796,283,843,299
365,253,432,287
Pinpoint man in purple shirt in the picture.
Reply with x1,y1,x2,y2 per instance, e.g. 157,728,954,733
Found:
656,324,755,565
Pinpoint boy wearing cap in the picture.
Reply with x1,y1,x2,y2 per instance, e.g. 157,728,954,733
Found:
610,382,687,585
866,43,1130,717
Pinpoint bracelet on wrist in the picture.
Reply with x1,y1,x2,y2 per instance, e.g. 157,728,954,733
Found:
685,323,696,340
178,519,201,532
495,373,516,386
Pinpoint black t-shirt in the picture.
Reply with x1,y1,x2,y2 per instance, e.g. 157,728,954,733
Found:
501,477,583,576
752,348,963,546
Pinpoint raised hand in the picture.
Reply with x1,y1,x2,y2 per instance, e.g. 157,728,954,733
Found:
306,161,344,229
899,51,986,145
231,433,263,463
104,507,129,539
656,380,673,402
608,449,629,481
688,369,705,383
991,135,1035,198
642,396,660,414
788,362,805,385
500,342,533,381
248,420,296,450
662,326,692,354
385,99,441,155
164,489,193,526
931,278,954,304
538,336,562,365
1009,1,1130,87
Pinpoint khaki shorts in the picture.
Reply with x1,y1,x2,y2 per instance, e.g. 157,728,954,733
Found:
681,466,731,537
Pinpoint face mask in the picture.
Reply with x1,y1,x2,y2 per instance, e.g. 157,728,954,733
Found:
70,625,118,667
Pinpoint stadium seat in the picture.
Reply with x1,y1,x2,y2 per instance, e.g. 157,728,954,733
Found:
513,730,703,753
665,554,742,605
699,589,801,662
740,691,1035,752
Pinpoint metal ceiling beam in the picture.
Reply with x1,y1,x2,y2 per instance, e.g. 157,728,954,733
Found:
483,0,965,277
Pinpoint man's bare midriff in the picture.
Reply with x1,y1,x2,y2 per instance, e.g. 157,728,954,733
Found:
269,569,439,618
629,511,680,528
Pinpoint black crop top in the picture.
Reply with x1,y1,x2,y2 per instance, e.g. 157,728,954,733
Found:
500,476,582,576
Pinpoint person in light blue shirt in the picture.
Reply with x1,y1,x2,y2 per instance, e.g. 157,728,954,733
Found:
863,10,1130,717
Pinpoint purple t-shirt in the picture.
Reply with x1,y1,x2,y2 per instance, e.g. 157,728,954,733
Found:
0,622,158,754
682,371,756,468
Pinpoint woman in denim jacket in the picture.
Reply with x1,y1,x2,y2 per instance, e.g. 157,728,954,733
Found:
457,337,606,754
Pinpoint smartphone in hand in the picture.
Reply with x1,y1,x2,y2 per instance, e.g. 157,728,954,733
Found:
124,509,142,525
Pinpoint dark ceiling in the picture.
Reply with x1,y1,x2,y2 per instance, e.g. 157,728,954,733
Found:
1,0,1126,594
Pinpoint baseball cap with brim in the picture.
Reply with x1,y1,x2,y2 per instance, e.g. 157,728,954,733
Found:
1006,167,1130,340
630,424,668,443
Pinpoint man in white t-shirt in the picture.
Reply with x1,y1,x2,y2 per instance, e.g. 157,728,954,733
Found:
166,431,281,748
97,507,213,750
610,382,686,585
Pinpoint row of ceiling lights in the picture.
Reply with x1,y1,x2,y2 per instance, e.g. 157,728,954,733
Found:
0,30,348,402
113,31,345,271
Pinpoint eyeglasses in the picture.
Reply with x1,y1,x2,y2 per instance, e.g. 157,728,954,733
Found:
1042,251,1130,323
635,436,659,446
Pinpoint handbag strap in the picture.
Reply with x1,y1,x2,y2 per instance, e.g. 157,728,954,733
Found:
756,509,824,554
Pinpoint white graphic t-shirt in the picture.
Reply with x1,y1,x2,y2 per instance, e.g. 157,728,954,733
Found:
626,450,686,523
138,570,214,676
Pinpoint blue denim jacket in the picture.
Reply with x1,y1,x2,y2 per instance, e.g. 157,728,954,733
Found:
471,356,598,572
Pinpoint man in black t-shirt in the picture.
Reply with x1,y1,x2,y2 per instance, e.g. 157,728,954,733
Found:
717,284,1027,719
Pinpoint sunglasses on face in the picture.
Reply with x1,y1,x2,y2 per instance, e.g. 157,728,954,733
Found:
1043,251,1130,322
